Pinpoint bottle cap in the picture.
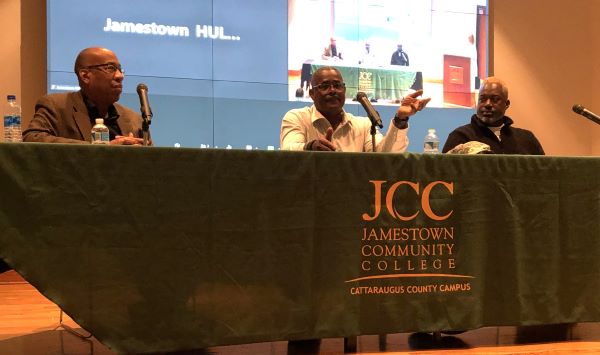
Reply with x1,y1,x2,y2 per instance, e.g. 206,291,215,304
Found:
95,118,104,124
7,95,16,100
428,128,435,133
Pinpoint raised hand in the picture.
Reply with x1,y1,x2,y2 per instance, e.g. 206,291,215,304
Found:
396,90,431,118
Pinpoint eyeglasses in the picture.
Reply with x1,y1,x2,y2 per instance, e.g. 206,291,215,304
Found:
83,63,124,75
313,81,345,92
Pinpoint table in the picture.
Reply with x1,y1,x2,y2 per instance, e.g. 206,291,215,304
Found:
301,62,423,101
1,143,599,354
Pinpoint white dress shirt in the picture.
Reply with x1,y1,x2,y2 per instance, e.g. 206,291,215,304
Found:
280,105,409,152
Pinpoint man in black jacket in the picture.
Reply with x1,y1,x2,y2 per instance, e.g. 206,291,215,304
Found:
390,44,409,66
442,77,544,155
438,78,563,347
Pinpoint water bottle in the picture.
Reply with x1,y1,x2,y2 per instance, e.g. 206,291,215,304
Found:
423,128,440,154
3,95,22,142
91,118,110,144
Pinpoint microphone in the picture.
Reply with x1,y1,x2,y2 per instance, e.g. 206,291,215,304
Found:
572,104,600,125
356,92,383,128
136,83,153,123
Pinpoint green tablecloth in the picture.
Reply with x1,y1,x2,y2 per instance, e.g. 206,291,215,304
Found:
310,63,418,100
0,143,599,353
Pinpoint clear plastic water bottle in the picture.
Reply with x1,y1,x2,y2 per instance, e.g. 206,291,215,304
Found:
423,128,440,154
3,95,22,142
91,118,110,144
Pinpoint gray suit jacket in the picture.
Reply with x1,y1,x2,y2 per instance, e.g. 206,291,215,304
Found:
23,91,144,144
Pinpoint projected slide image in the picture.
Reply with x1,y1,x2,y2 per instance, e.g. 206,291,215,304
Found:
288,0,488,108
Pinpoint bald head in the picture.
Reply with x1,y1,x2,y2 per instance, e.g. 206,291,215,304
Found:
74,47,117,78
481,76,509,100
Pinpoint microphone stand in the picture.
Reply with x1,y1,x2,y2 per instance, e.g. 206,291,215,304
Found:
142,115,151,146
366,109,382,152
356,92,382,151
370,122,377,152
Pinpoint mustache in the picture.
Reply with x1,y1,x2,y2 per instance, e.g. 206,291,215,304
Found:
325,93,341,99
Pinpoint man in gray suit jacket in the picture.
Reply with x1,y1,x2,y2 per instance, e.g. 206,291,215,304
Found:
0,48,148,274
24,47,146,145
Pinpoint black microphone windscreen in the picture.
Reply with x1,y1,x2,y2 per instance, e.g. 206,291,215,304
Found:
572,103,600,126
